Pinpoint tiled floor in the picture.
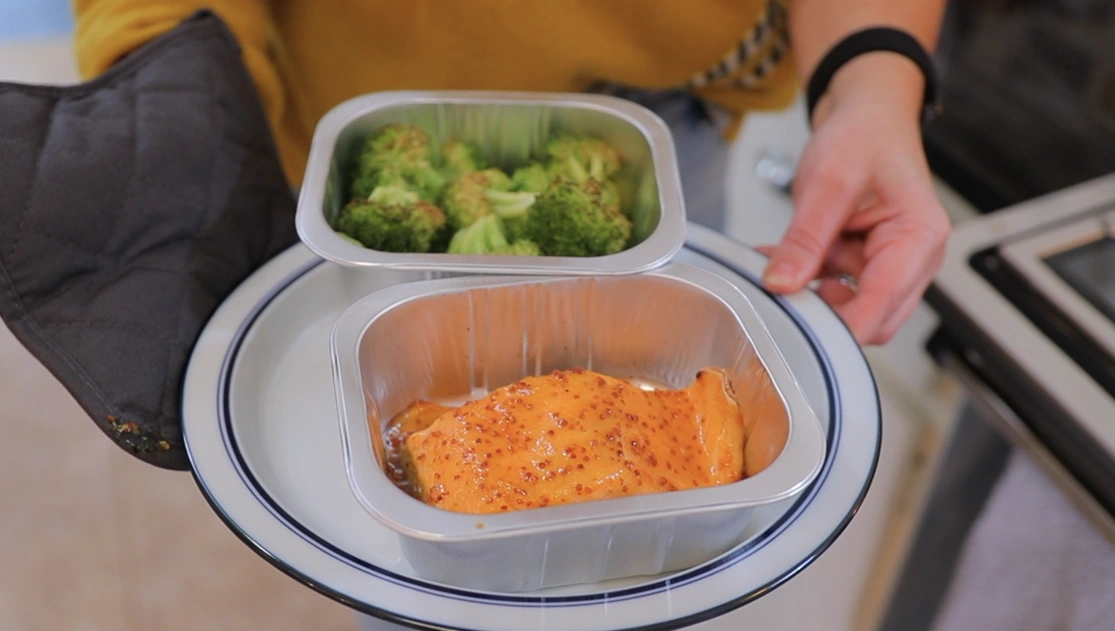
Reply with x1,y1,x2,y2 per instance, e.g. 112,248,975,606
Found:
0,22,968,631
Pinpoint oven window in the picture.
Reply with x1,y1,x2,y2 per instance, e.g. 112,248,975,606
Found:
1045,236,1115,324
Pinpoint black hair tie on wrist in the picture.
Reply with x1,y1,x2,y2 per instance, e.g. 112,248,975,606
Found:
805,26,942,127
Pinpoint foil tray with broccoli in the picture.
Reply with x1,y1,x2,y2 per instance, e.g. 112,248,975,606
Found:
334,123,636,258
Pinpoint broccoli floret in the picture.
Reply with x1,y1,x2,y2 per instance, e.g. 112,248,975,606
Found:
446,214,542,256
538,135,626,216
546,134,622,184
446,214,509,254
351,167,408,198
511,161,624,226
401,164,449,203
523,178,632,257
495,239,542,256
441,168,524,228
361,124,431,166
599,180,621,211
485,189,536,217
351,124,446,202
336,184,447,253
514,159,621,206
482,189,534,241
510,162,553,193
440,140,487,179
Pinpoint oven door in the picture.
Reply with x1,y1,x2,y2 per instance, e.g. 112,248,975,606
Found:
999,208,1115,362
927,175,1115,525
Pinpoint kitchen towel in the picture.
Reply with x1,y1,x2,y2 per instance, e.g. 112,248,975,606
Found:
931,450,1115,631
0,10,298,470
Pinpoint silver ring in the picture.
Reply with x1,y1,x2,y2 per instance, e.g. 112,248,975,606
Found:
833,272,859,293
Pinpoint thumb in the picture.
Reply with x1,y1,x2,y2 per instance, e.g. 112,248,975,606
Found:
763,169,865,293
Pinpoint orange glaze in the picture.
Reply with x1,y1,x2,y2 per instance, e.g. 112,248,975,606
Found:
393,367,748,515
383,400,452,495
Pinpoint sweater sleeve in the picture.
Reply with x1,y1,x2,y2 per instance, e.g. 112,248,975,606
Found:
72,1,286,133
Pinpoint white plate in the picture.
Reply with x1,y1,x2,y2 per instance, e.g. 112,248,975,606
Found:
182,226,880,631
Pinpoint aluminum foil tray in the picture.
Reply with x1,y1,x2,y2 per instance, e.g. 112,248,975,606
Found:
330,261,826,592
296,90,687,276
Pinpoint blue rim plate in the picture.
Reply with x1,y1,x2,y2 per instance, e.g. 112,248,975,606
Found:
181,226,880,631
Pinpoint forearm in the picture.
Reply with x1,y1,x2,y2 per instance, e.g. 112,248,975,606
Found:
788,0,947,125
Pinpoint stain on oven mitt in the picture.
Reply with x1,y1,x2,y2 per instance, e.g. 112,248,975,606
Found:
0,11,299,470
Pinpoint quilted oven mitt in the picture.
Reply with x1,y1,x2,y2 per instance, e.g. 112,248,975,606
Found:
0,11,299,470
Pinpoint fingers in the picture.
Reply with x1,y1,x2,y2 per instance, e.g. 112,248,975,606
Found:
755,164,948,346
822,236,866,278
762,230,929,344
875,279,929,343
757,236,866,282
835,214,948,344
762,162,870,294
815,276,857,309
873,239,946,342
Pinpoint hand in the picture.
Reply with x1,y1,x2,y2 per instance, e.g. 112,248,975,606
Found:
759,53,951,346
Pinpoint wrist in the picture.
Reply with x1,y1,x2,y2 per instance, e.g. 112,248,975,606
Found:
810,52,927,128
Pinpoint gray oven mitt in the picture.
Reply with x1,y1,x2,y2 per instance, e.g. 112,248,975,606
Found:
0,10,299,470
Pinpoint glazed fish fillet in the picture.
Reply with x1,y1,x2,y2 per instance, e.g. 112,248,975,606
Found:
394,367,751,515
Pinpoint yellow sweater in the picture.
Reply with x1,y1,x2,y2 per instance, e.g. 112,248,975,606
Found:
73,0,800,187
